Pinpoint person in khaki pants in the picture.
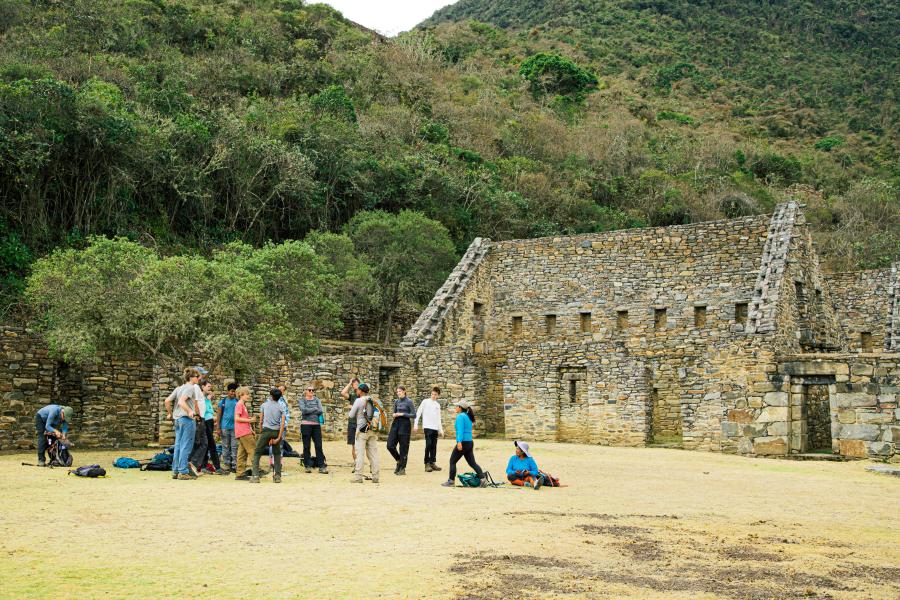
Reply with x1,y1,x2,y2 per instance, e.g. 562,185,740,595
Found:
233,387,257,480
348,383,381,483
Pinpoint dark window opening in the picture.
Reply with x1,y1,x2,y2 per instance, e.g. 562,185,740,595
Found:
511,316,522,337
694,306,707,328
654,308,667,330
545,314,557,335
580,312,592,333
735,302,748,325
569,379,577,403
617,310,629,330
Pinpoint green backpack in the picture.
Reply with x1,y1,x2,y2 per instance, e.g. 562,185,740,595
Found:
457,472,483,487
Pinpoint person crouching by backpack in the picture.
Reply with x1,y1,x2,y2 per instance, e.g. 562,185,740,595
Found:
506,441,541,490
387,385,415,476
233,386,256,481
34,404,73,467
442,400,485,488
348,383,380,484
299,385,328,474
164,367,202,480
414,387,444,472
251,388,286,484
218,382,240,474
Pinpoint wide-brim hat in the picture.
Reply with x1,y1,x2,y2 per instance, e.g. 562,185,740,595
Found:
62,406,74,422
514,440,531,457
194,365,209,375
454,400,472,410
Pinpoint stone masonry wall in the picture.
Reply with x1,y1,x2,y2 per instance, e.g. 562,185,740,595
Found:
826,269,892,352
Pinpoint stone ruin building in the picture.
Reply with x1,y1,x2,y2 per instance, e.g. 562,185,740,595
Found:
2,202,898,459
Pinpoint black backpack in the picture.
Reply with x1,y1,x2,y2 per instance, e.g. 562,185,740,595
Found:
68,464,106,478
141,452,173,471
47,437,73,467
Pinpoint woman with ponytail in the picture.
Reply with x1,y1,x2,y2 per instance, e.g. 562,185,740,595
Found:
442,400,485,487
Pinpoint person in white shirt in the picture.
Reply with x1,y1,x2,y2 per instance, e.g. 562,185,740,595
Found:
414,386,445,472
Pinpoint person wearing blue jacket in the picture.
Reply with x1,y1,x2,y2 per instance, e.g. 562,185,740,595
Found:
35,404,73,466
441,400,485,487
506,440,542,490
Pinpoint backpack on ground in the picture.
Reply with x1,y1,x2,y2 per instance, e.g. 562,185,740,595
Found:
68,464,106,478
47,436,73,467
538,470,560,487
457,472,482,487
113,457,141,469
140,452,173,471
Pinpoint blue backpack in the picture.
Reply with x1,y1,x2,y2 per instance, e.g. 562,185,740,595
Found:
113,457,142,469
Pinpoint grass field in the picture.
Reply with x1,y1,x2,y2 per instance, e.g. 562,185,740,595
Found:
1,438,898,599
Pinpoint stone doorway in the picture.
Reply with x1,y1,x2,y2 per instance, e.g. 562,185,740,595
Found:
649,387,683,445
805,384,832,452
557,367,588,442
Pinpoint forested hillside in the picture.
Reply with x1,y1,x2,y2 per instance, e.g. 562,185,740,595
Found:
0,0,897,317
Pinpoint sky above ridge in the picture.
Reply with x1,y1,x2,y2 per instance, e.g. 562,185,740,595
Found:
310,1,458,36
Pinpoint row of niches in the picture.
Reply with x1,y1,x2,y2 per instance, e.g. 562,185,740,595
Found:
496,302,753,339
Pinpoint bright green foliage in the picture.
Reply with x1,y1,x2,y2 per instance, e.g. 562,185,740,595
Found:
311,85,357,123
657,111,694,126
25,237,338,372
519,53,597,96
345,211,457,344
303,230,375,314
814,136,845,152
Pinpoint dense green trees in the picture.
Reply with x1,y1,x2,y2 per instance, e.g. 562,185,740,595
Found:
0,0,897,321
25,237,340,371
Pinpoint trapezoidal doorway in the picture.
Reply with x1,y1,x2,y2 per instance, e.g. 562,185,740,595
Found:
557,367,588,442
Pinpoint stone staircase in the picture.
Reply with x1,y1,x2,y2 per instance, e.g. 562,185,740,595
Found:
400,237,491,348
747,201,801,334
888,262,900,351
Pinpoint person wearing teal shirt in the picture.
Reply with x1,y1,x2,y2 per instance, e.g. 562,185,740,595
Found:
506,440,542,490
441,400,485,487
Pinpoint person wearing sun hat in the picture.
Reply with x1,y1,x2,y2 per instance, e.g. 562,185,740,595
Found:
506,440,542,490
34,403,74,466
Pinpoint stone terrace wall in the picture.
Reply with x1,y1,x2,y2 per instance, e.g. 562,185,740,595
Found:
826,269,892,352
0,327,56,450
0,326,156,451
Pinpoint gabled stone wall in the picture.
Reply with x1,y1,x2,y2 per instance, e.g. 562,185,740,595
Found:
826,269,892,352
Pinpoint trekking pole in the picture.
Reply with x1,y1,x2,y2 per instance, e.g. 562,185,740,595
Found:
21,462,46,467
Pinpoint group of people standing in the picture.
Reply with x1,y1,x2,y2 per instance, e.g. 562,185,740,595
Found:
36,366,547,490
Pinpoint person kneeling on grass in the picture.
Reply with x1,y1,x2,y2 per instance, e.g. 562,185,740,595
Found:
506,441,541,490
251,389,286,484
233,386,256,481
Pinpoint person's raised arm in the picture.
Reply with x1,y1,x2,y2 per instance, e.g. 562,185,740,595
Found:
340,380,352,399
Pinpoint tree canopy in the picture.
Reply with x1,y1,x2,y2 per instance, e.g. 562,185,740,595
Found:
25,237,339,371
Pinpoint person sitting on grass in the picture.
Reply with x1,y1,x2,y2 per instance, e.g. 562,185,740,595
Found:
251,388,285,484
34,404,73,467
506,441,541,490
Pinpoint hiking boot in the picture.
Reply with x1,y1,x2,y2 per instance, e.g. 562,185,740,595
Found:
425,463,433,472
533,477,542,491
273,475,282,483
318,467,329,474
248,476,260,483
441,480,454,487
393,465,399,475
305,466,312,473
201,468,214,475
371,478,379,484
188,463,200,477
351,476,364,483
524,481,533,488
430,463,442,471
38,460,46,468
234,475,249,481
216,469,230,476
177,473,195,480
396,468,406,476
